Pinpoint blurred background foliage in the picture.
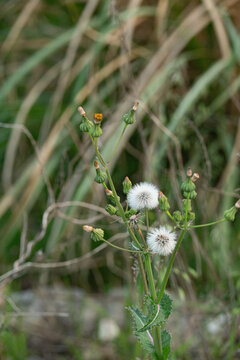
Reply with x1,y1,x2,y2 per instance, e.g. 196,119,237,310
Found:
0,0,240,359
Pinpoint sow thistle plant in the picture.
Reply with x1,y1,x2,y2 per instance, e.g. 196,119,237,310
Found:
79,104,240,360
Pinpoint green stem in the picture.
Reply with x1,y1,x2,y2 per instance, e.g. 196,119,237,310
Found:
145,254,162,358
157,194,189,304
145,209,149,232
188,218,226,229
166,210,177,224
100,237,145,254
156,229,186,304
107,123,128,163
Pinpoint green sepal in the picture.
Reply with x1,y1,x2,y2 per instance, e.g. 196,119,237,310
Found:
125,209,138,219
79,118,93,132
127,306,155,355
183,190,197,199
187,212,195,221
94,170,107,184
106,193,120,206
224,206,237,221
173,210,182,222
122,177,132,195
90,124,102,137
182,199,191,213
159,194,170,211
122,110,135,125
181,178,195,193
91,228,104,242
105,204,117,216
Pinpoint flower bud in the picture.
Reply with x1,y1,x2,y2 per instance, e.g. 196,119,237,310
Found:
105,188,120,205
173,211,182,222
158,191,170,211
125,209,138,219
90,123,102,137
91,228,104,242
187,212,195,221
187,168,193,177
191,173,200,182
183,190,197,199
235,199,240,209
83,225,94,232
94,113,103,124
181,178,196,193
105,204,118,216
94,161,107,184
182,199,191,213
79,120,93,132
78,106,93,133
123,176,132,195
224,206,237,221
122,102,138,125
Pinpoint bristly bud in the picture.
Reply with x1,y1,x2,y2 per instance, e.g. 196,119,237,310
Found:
235,199,240,209
83,225,94,232
94,113,103,124
105,188,120,205
123,176,132,195
122,103,138,125
158,191,170,211
224,206,237,222
91,228,104,242
191,173,200,182
105,204,118,216
94,161,107,184
187,168,193,177
173,211,182,223
181,177,196,196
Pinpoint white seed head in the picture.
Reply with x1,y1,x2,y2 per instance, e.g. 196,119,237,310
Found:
127,182,159,210
147,226,177,256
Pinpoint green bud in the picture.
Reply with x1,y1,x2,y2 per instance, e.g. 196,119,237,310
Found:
105,204,117,216
123,110,135,125
123,176,132,195
173,211,182,222
187,212,195,221
158,191,170,211
90,124,102,137
125,209,137,219
122,102,138,125
91,228,104,242
94,161,107,183
181,178,196,193
183,190,197,199
105,189,120,206
79,118,93,132
224,206,237,222
182,199,191,212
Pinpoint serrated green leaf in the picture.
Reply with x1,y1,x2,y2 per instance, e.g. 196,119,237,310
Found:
160,293,172,320
161,330,171,360
138,304,165,333
127,306,155,354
